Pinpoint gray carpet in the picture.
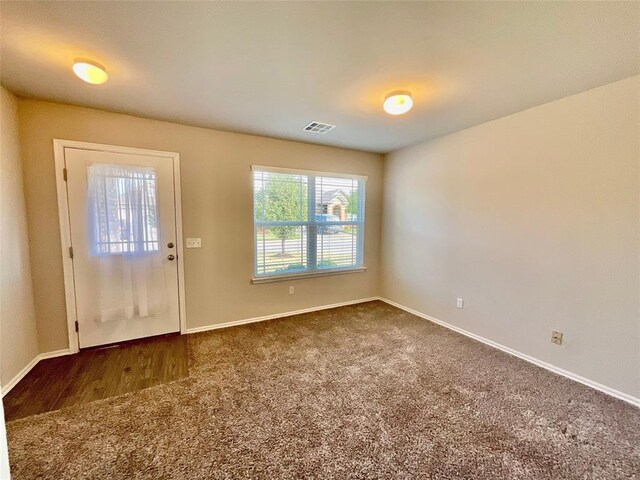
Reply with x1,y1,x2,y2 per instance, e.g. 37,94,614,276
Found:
6,301,640,479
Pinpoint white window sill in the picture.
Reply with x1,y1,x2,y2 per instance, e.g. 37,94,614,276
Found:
251,266,367,284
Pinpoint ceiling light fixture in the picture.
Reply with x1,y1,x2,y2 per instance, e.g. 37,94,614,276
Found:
72,59,108,84
383,91,413,115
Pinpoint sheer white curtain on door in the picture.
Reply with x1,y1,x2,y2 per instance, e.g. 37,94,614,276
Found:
87,163,167,323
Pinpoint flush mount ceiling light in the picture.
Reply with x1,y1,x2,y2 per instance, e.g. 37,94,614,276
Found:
383,91,413,115
72,59,108,84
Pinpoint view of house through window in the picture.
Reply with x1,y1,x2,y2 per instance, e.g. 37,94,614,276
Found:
253,167,366,278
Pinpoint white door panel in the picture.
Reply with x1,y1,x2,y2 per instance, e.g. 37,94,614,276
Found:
65,148,180,348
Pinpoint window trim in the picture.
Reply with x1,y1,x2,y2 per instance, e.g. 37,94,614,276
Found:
251,266,367,284
251,165,367,282
251,165,368,182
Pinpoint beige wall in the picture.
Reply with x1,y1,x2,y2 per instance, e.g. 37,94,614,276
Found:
382,76,640,399
0,87,39,387
17,100,383,353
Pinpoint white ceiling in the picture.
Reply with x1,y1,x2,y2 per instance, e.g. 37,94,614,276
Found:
1,1,638,153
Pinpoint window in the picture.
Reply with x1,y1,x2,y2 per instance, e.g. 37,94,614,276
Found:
252,166,366,281
88,164,160,255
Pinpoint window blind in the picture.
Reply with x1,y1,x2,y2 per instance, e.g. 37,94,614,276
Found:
88,164,160,255
252,166,366,279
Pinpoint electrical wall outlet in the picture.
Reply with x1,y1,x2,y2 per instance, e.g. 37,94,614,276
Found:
551,331,563,345
456,298,464,309
289,286,295,295
185,237,202,248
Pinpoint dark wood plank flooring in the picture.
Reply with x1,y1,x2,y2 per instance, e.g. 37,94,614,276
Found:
3,333,188,422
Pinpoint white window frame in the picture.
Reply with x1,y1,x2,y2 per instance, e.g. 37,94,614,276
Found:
251,165,367,284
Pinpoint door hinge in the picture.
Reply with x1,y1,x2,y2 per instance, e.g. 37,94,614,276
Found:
75,321,79,332
69,246,74,259
63,168,68,182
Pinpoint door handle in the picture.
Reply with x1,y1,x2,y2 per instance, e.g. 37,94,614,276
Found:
167,254,175,261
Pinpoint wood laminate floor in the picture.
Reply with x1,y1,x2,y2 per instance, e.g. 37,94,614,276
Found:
3,333,188,421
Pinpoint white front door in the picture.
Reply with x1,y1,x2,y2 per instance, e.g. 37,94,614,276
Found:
65,147,181,348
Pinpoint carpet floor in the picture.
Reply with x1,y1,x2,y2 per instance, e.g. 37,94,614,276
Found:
6,301,640,479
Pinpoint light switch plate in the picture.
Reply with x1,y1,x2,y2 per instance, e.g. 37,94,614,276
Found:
185,237,202,248
551,331,563,345
456,298,464,309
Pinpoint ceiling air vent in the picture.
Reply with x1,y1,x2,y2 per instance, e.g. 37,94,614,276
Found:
303,121,336,134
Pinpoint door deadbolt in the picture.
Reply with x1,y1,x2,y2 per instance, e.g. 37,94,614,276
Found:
167,242,174,248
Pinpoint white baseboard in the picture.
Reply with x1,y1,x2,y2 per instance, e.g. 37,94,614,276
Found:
378,297,640,409
37,349,72,361
1,356,40,397
186,297,379,334
1,349,71,397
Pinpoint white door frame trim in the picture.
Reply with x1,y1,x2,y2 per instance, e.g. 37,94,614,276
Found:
53,139,187,354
